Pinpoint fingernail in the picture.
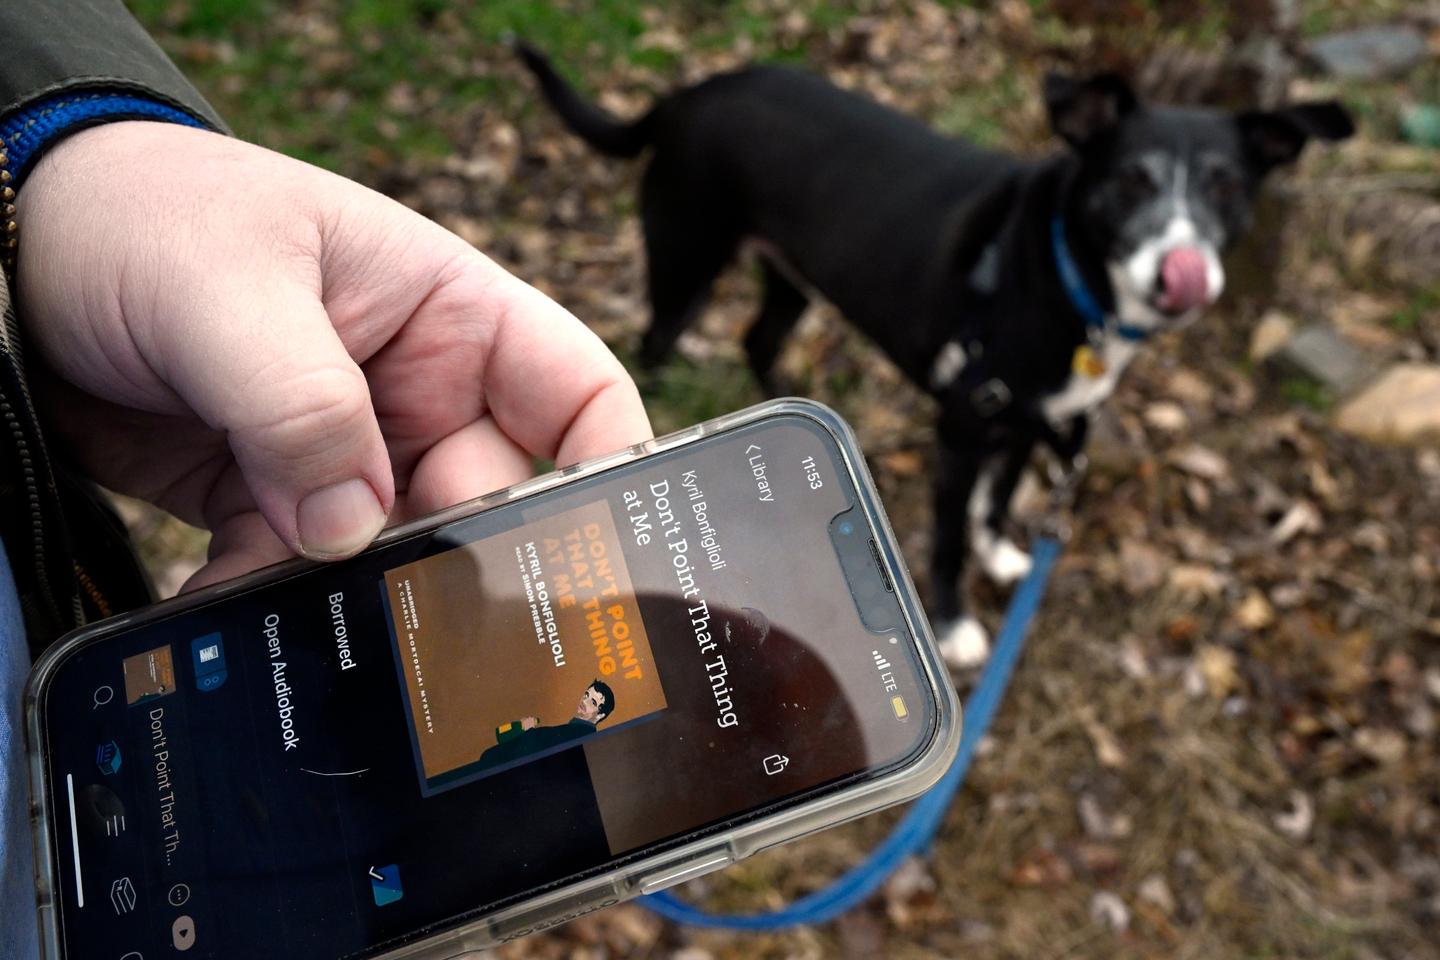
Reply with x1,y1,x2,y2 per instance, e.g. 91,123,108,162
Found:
297,478,386,559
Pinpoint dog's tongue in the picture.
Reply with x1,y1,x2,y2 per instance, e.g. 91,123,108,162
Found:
1157,247,1209,314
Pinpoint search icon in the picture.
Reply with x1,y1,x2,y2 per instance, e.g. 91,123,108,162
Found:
92,685,115,709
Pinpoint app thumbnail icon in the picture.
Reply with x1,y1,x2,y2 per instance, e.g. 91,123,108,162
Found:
122,645,175,705
191,633,228,692
96,741,122,776
369,864,403,907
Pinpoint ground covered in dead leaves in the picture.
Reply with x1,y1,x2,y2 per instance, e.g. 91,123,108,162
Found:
126,2,1440,957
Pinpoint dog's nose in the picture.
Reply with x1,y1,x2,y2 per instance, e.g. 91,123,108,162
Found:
1155,247,1209,314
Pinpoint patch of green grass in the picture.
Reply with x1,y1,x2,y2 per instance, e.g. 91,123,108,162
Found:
132,0,671,175
632,353,764,437
1279,376,1333,411
1298,0,1425,38
933,72,1030,147
1389,290,1438,333
128,0,273,36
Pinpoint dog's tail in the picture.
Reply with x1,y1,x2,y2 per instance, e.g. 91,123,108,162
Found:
515,42,654,158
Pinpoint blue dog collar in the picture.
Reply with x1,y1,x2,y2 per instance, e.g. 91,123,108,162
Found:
1050,216,1148,342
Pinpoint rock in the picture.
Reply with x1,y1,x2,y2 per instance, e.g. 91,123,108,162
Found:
1169,444,1230,482
1304,25,1429,81
1165,367,1215,408
1249,309,1296,361
1271,324,1381,395
1334,364,1440,445
1425,666,1440,703
1234,590,1276,630
1137,874,1176,915
1168,564,1227,599
1078,793,1134,840
1089,891,1131,932
1196,645,1240,698
1355,727,1407,766
1273,789,1314,840
1144,401,1188,432
1270,500,1323,544
1401,103,1440,148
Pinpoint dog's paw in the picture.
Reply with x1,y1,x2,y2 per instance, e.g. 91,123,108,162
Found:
978,537,1033,585
937,616,990,669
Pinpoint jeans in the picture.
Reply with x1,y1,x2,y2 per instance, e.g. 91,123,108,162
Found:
0,540,40,960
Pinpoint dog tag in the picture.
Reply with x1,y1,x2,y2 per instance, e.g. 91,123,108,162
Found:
1072,344,1106,378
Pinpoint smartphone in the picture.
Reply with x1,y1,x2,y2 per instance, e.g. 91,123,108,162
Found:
26,399,960,959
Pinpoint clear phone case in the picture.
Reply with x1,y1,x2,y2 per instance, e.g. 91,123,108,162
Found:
26,398,961,959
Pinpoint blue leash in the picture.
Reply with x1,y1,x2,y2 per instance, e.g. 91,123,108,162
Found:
643,535,1063,930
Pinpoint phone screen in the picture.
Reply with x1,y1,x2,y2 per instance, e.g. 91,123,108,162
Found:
38,413,937,958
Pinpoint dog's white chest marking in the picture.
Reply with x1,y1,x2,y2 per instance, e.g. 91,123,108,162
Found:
1041,333,1140,423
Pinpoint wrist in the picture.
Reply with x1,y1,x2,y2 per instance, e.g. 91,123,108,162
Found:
2,92,209,274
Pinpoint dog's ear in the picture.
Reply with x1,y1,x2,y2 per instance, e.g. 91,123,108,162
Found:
1044,73,1138,150
1237,102,1355,172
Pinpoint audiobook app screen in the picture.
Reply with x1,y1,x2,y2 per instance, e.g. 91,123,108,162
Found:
42,414,937,959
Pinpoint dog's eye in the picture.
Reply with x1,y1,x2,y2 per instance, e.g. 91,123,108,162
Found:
1116,165,1159,204
1204,167,1240,203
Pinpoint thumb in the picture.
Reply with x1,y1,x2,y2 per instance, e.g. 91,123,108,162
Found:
163,288,395,560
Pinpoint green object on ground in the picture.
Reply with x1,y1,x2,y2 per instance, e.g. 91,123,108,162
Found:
1400,104,1440,148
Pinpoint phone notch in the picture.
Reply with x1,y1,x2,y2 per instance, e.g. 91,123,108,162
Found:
829,507,897,632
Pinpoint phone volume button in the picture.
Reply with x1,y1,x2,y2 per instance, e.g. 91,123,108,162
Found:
636,850,734,896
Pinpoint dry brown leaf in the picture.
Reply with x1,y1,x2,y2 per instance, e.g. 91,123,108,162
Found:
1196,645,1240,698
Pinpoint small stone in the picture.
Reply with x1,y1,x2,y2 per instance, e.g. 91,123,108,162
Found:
1334,364,1440,445
1250,309,1296,361
1168,564,1227,599
1305,25,1429,81
1137,874,1176,915
1273,324,1380,395
1169,444,1230,481
1197,645,1240,697
1270,500,1322,545
1078,793,1133,840
1406,700,1436,740
1144,401,1188,432
1401,103,1440,148
1354,727,1407,766
1118,636,1151,680
1166,367,1214,408
1234,589,1276,630
1273,789,1314,840
1090,891,1131,932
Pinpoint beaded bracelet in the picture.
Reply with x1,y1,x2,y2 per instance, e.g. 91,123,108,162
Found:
1,149,14,274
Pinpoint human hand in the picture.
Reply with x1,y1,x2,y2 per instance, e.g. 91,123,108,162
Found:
16,121,650,590
520,717,538,731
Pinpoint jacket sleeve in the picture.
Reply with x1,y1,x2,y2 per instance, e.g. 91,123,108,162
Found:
0,0,226,132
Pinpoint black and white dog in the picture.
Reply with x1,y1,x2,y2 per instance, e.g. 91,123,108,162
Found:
519,46,1353,667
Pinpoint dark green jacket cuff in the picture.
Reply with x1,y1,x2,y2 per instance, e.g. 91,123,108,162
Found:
1,0,228,133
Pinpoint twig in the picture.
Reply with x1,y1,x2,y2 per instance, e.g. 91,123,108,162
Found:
1272,172,1440,198
1315,569,1440,637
